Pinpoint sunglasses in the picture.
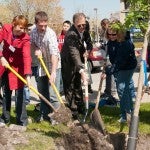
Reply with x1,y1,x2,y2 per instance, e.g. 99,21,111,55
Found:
77,24,86,28
108,33,117,36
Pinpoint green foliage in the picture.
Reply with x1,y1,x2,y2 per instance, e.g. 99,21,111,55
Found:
124,0,150,34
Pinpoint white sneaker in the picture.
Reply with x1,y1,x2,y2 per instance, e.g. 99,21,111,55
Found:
0,122,6,127
118,117,126,123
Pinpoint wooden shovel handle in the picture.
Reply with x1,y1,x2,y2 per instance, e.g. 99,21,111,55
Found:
38,56,65,106
6,64,56,112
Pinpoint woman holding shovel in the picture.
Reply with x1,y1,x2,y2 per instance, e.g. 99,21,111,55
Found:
0,15,31,126
105,22,137,123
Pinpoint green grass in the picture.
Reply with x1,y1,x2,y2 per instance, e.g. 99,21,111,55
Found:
0,104,70,150
0,103,150,149
99,103,150,134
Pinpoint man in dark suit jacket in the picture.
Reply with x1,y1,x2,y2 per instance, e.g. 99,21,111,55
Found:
61,13,88,119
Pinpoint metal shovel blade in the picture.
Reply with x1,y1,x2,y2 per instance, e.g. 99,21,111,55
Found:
90,108,106,135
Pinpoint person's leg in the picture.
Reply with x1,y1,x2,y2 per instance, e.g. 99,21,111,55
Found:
15,88,28,126
49,68,61,110
31,66,39,82
129,78,136,101
116,69,134,120
87,61,93,93
104,74,112,96
59,70,64,94
36,76,52,119
1,72,12,124
23,85,30,105
74,72,84,114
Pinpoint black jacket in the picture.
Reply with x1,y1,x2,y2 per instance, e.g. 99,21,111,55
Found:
107,40,137,74
61,25,86,72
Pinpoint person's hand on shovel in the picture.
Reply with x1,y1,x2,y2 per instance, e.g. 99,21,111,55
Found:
0,56,9,67
26,75,31,87
35,49,42,57
101,72,106,80
49,71,56,85
81,70,88,86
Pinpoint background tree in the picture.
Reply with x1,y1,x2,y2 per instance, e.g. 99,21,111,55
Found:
124,0,150,34
0,0,64,34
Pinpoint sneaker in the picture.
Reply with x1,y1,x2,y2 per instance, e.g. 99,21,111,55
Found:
0,122,5,127
118,117,126,123
25,99,30,105
36,115,44,122
50,118,59,125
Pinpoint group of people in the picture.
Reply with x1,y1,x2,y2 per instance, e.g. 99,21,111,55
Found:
0,10,138,126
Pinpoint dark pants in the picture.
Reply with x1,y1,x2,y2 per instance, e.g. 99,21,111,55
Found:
1,72,28,126
61,61,84,114
104,74,116,96
36,76,60,119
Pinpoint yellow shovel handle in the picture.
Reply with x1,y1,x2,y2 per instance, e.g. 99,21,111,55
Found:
38,56,65,106
6,64,56,112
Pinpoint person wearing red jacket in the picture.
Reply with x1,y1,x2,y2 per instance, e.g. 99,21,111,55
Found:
0,15,31,126
58,20,71,52
58,20,71,95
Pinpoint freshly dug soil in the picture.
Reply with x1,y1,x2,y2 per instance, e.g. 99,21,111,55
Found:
52,105,73,124
0,105,150,150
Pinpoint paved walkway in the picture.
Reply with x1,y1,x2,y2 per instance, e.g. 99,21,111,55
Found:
10,71,150,105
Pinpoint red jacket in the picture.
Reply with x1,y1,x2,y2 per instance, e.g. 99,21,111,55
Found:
58,31,65,52
0,24,31,90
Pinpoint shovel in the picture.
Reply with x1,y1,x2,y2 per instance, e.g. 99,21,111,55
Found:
38,56,65,106
6,64,57,112
82,54,89,122
90,65,106,135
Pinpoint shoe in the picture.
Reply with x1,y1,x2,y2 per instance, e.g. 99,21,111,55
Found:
36,115,44,122
34,103,40,111
60,91,64,96
0,122,5,127
50,118,59,125
118,117,126,123
25,99,30,105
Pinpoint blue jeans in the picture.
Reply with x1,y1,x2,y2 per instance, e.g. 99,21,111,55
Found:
49,68,61,108
129,79,136,99
23,85,30,103
59,71,64,93
115,69,135,119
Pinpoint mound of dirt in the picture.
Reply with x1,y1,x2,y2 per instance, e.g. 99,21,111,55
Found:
0,124,28,150
62,122,114,150
52,105,73,124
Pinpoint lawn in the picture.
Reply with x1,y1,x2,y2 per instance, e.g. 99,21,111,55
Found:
0,102,150,149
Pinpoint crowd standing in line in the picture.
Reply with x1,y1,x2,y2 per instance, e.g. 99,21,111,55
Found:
0,10,140,126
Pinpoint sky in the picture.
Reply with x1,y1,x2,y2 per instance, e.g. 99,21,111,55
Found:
59,0,120,21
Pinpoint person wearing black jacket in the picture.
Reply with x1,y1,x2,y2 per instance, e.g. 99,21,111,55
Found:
106,22,137,123
61,13,88,118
